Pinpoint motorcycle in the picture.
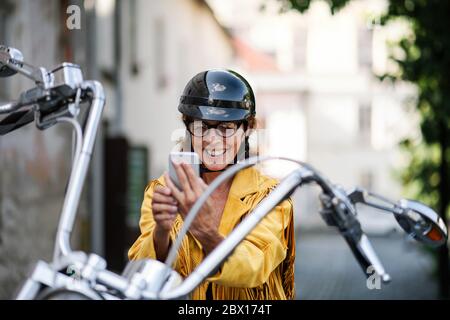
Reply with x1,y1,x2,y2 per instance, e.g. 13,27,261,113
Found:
0,46,447,300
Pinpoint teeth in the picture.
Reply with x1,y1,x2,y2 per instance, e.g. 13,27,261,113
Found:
206,149,226,157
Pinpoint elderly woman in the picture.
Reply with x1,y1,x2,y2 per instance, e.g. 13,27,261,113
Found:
128,69,295,300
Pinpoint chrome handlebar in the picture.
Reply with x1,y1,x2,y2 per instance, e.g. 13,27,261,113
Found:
0,101,22,114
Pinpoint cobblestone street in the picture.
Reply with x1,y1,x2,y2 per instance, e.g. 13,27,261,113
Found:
295,230,439,299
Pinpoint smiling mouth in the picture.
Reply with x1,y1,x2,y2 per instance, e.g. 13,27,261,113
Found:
205,149,227,157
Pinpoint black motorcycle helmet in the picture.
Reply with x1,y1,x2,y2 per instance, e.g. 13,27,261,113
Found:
178,69,256,172
178,69,255,121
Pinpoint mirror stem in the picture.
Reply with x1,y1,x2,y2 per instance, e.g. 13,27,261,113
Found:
348,188,404,215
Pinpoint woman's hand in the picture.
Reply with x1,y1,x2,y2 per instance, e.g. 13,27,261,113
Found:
151,186,178,261
152,186,178,233
164,162,224,254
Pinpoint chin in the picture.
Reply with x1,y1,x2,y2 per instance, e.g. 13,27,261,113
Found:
200,149,235,171
203,163,228,171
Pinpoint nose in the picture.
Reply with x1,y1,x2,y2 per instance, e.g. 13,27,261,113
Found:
203,127,222,143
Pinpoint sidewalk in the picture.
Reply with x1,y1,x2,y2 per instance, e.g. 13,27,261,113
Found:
295,230,439,299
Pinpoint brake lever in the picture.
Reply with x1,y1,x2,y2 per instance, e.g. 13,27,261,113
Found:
320,187,391,284
344,233,391,283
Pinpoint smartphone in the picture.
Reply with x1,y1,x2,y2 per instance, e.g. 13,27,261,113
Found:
168,152,200,190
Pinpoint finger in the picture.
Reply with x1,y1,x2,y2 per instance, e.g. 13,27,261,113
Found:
173,162,193,192
164,172,183,203
153,203,178,214
172,163,197,205
182,163,203,195
155,212,177,221
176,164,199,207
154,186,172,196
153,192,178,205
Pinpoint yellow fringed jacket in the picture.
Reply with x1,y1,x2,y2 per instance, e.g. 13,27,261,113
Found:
128,166,296,300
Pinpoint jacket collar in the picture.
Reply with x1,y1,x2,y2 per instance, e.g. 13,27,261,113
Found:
229,166,260,199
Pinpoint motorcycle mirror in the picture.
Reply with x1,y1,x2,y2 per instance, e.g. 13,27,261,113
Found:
0,46,24,77
396,199,448,247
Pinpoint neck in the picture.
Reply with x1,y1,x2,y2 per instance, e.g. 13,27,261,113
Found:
202,171,232,192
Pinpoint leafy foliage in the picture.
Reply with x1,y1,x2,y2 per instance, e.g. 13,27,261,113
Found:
278,0,450,215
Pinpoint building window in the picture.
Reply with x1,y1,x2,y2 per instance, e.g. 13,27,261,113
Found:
154,17,167,89
358,103,372,141
358,28,373,70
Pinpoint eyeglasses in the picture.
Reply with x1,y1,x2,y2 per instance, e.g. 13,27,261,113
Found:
186,120,244,137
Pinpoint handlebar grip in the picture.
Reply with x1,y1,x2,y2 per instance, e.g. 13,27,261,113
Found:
0,108,34,136
344,233,391,283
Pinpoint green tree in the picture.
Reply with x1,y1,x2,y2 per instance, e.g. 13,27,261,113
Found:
279,0,450,298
